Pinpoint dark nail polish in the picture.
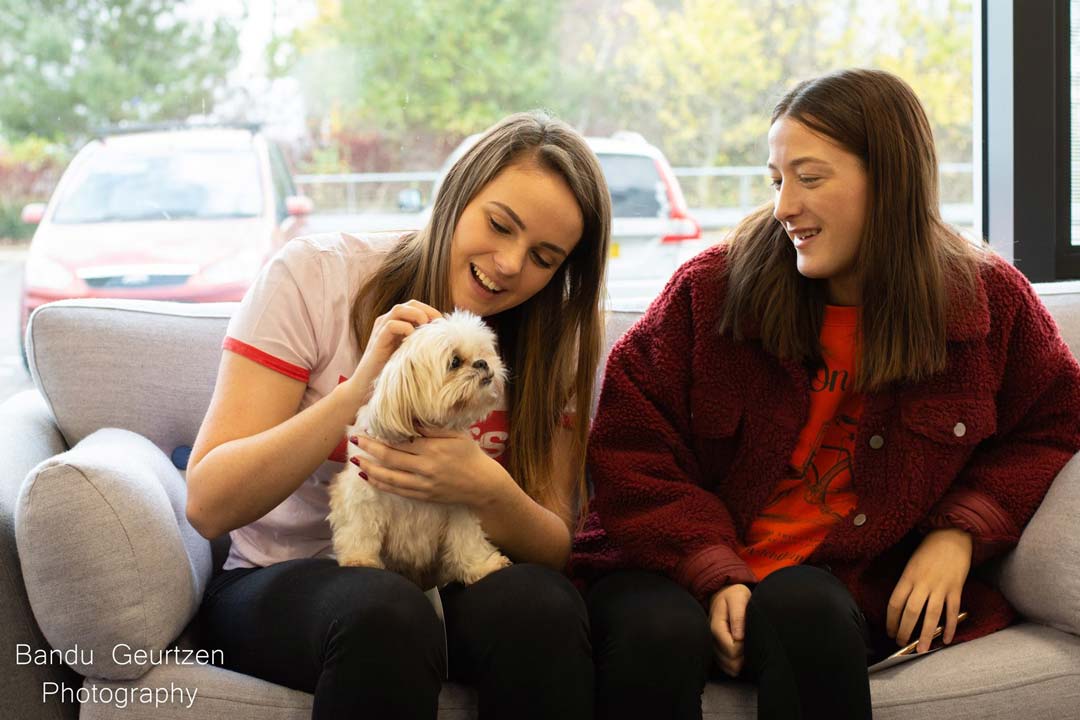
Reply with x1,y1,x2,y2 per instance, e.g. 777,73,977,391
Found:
350,457,360,466
350,436,359,445
359,472,368,480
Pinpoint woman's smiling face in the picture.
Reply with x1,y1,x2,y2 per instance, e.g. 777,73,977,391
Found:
449,159,583,316
768,117,870,306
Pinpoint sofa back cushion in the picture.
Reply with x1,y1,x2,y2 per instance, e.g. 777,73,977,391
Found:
26,300,645,460
26,300,233,459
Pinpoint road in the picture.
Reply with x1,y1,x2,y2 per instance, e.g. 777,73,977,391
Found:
0,249,32,405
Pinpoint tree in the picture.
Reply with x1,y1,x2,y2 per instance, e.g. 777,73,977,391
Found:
0,0,240,142
292,0,560,145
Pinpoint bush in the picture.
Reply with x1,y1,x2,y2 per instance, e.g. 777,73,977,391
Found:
0,202,34,243
0,136,68,242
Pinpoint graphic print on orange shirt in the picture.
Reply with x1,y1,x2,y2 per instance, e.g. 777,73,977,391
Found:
739,306,862,581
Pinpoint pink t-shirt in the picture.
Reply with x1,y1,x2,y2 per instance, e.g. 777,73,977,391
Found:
221,232,510,570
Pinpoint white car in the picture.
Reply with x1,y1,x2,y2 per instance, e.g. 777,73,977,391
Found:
399,132,703,311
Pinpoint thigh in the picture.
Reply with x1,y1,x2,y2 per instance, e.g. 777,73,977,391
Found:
589,570,713,720
441,563,593,720
746,564,871,660
199,558,444,693
441,563,590,680
744,565,872,720
588,569,712,658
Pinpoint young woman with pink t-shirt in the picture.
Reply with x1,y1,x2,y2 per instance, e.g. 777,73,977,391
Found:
186,111,611,720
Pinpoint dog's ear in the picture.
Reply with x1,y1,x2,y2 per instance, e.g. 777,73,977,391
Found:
366,354,419,443
367,347,445,442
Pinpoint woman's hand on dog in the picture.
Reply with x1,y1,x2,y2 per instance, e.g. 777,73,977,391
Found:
349,429,509,508
345,300,443,406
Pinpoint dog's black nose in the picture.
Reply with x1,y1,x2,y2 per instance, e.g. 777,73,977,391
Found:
472,359,489,371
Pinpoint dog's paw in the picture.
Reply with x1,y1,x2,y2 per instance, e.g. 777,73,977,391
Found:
337,552,385,569
459,552,512,585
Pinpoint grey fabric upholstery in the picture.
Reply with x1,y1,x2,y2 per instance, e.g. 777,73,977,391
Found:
16,429,212,680
2,295,1080,719
991,452,1080,636
0,389,79,720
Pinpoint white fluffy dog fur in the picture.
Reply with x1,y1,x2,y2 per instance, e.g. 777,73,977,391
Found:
328,310,512,587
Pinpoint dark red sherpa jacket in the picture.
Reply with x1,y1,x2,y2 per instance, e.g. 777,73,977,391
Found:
571,244,1080,645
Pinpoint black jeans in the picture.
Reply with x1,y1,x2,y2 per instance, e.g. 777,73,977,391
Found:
589,565,873,720
198,558,593,720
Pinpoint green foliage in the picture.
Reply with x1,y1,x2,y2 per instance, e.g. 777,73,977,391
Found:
284,0,972,192
0,0,240,142
581,0,973,167
0,202,33,242
0,136,68,240
293,0,560,140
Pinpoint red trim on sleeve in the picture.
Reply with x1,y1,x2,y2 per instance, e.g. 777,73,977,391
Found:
922,486,1021,565
223,336,310,383
675,544,758,605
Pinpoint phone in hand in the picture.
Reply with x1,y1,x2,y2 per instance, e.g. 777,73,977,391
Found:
868,611,969,674
890,610,969,657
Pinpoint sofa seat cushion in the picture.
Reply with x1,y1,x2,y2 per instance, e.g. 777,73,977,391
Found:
15,428,211,680
78,662,478,720
700,622,1080,719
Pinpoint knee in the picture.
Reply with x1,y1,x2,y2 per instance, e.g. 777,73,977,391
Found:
472,564,589,645
327,569,443,658
589,571,710,663
750,565,864,647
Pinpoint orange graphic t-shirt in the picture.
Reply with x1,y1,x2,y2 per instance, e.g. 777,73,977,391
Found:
739,305,862,581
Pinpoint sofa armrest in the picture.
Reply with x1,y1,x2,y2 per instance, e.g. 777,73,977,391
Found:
989,450,1080,636
16,428,212,681
0,389,79,720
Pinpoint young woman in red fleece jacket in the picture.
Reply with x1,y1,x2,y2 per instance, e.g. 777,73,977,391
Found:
574,68,1080,720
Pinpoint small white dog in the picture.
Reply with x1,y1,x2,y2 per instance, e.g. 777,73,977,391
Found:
328,310,512,587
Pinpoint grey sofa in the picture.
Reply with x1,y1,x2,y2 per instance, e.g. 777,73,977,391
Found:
3,293,1080,720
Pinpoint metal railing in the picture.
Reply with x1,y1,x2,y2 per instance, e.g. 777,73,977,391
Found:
295,163,976,230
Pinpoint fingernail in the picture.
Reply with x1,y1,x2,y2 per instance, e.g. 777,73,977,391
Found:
359,472,368,480
350,457,360,466
350,435,359,445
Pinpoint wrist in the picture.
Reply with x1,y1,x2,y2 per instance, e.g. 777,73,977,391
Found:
469,457,518,512
335,373,372,421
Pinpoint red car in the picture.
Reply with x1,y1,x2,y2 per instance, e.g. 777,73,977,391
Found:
19,125,312,353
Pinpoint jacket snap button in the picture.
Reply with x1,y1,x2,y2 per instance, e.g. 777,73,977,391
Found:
868,435,884,449
953,422,966,438
853,513,867,527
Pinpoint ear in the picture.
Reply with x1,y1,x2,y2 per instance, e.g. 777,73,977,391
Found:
366,354,418,443
402,349,446,425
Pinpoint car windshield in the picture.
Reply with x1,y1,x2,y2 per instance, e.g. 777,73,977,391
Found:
51,144,264,223
597,153,666,218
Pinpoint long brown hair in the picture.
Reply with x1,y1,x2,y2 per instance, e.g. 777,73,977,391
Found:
350,111,611,519
721,68,988,390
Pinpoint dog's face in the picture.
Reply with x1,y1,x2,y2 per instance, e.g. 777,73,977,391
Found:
366,311,507,442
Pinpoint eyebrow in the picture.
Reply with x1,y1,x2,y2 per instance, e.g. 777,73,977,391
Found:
490,201,526,231
766,156,832,171
489,201,568,257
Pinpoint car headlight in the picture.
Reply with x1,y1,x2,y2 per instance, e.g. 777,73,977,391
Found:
24,257,76,290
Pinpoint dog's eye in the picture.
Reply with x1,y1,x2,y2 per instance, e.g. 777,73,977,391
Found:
449,355,462,370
